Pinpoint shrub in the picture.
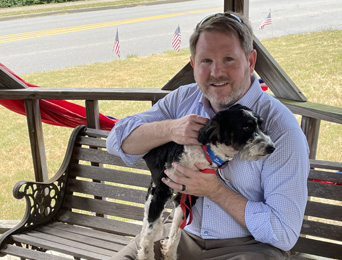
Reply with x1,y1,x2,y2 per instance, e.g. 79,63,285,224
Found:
0,0,81,8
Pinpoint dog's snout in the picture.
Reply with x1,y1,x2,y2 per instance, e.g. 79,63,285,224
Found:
266,145,275,154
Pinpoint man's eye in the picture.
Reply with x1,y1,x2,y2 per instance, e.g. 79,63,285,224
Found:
225,57,233,62
202,59,212,63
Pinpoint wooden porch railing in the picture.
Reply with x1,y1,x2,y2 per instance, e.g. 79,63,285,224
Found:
0,87,341,182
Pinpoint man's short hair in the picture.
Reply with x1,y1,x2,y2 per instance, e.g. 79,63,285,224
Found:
189,12,254,59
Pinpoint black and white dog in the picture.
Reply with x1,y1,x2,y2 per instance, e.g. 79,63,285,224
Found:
138,104,275,260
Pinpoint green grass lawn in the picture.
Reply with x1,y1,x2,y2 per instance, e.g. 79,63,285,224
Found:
0,30,341,220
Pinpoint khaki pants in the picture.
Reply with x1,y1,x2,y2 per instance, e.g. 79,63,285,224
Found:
113,222,291,260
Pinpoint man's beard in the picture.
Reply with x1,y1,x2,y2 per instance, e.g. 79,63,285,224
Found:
204,85,245,110
203,69,251,111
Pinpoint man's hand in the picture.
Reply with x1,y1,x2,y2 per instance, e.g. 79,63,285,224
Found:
162,162,221,197
162,162,248,228
170,115,209,145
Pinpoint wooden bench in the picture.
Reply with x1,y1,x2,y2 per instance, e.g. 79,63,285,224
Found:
0,125,341,259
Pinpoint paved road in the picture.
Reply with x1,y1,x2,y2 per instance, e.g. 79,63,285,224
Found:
0,0,341,74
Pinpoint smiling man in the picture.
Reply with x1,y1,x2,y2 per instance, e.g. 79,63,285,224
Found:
107,12,310,260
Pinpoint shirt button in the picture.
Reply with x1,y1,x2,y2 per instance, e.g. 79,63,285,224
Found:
204,231,209,236
206,204,211,209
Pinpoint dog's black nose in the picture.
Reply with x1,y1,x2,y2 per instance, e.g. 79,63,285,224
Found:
266,145,275,154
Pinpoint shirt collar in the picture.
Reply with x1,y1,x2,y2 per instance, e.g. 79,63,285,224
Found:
236,73,263,108
200,94,216,118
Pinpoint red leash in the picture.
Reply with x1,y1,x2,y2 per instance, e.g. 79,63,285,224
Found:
179,145,226,229
179,168,216,229
179,194,192,229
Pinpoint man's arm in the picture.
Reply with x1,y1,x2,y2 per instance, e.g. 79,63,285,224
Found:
121,115,209,155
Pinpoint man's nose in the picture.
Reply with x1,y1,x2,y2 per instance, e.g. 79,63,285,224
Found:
210,62,225,78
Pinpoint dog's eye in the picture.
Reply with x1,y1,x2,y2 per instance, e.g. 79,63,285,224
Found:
243,126,252,132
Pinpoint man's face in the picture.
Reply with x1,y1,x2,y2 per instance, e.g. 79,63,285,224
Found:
190,31,256,112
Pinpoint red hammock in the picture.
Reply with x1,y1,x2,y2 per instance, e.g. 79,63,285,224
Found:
0,63,118,131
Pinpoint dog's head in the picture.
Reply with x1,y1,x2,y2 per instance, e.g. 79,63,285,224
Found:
198,104,275,161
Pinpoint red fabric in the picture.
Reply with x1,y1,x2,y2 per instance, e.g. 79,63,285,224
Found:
0,63,118,130
179,164,217,229
179,194,193,229
310,179,342,186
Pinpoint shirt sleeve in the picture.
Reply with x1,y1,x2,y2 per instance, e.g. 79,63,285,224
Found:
106,89,179,166
244,128,310,251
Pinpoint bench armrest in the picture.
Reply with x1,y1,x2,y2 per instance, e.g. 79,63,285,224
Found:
0,172,68,248
10,126,85,230
13,171,68,224
0,126,86,250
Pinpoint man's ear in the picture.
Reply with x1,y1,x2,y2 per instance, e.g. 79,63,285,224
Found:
248,49,257,75
190,56,194,68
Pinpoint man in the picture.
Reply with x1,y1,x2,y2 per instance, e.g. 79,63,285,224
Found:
107,12,310,260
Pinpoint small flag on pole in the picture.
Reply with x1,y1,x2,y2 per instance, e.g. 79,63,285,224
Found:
113,29,120,58
258,11,272,30
171,25,181,52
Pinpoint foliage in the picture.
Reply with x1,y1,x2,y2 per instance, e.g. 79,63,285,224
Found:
0,0,81,8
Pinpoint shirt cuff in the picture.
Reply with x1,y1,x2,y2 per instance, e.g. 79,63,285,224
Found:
106,116,146,166
245,201,278,244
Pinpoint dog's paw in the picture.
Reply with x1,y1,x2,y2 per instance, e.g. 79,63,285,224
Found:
160,238,168,246
137,247,154,260
162,252,178,260
161,241,178,260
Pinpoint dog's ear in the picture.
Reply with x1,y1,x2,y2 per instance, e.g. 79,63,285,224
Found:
198,120,220,145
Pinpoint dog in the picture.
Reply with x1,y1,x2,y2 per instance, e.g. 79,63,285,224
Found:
138,104,275,260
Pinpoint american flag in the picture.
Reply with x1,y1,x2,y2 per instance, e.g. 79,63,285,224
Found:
171,25,181,52
113,29,120,58
258,12,272,30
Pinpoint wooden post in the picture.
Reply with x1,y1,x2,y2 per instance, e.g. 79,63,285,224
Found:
85,99,105,217
24,99,48,182
224,0,249,16
162,62,194,91
254,38,307,101
301,116,320,159
85,100,100,129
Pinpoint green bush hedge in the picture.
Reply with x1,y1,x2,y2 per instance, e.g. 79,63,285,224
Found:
0,0,80,8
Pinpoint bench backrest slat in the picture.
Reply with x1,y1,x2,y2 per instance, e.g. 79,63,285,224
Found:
77,136,107,148
308,181,342,201
309,169,342,183
300,219,342,241
57,210,141,237
63,195,145,221
66,178,147,205
83,128,111,138
72,146,148,170
304,201,342,221
69,164,151,188
292,237,342,259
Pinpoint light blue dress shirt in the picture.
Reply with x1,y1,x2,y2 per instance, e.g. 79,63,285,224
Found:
106,74,310,251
